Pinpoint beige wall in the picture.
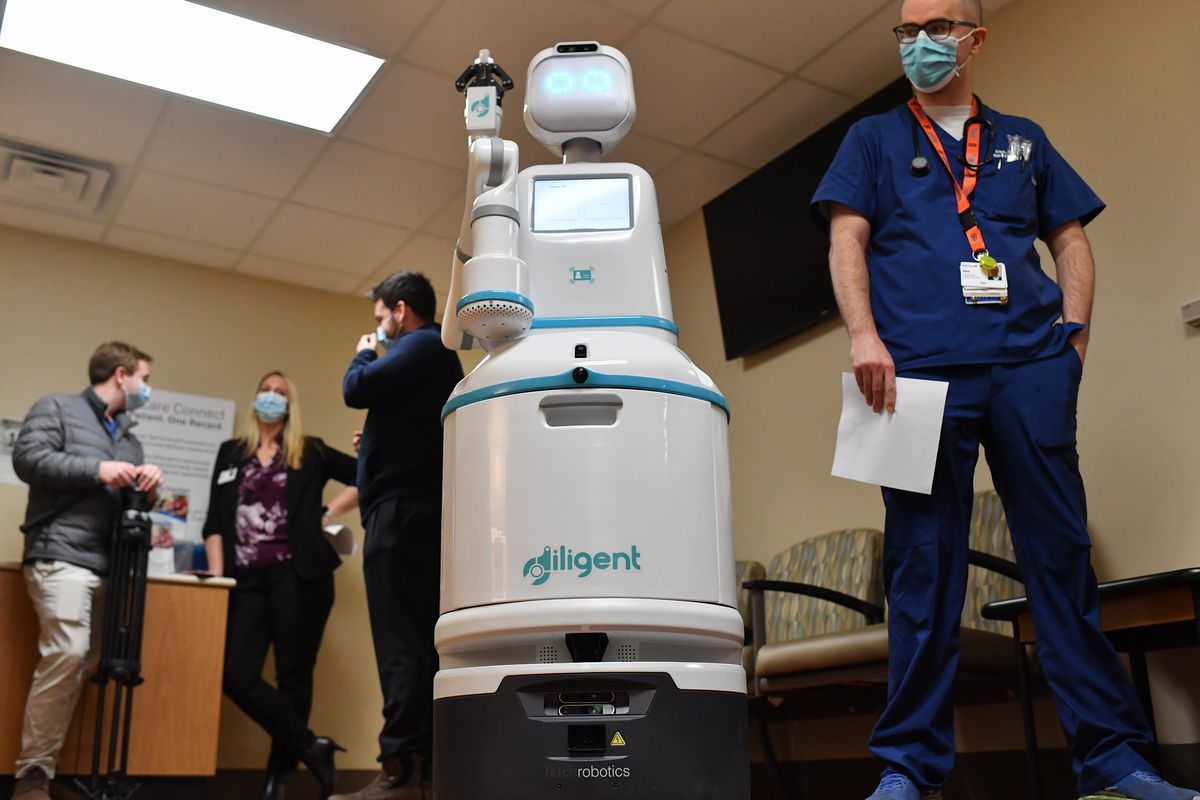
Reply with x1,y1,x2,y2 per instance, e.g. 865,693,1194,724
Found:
1,0,1197,774
0,224,475,770
665,0,1200,751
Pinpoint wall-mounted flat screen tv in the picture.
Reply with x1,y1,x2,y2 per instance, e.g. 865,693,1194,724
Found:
703,77,913,360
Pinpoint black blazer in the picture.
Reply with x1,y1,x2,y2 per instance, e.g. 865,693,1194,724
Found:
203,436,357,580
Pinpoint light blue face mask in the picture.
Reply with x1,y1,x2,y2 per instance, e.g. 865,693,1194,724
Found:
254,391,289,423
900,30,973,93
124,380,152,412
377,310,404,349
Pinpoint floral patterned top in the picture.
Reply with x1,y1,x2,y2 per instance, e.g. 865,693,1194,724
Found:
234,449,290,568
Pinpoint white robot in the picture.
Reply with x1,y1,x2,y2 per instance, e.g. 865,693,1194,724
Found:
434,43,748,799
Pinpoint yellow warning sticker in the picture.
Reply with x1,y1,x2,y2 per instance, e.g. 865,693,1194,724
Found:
610,732,626,747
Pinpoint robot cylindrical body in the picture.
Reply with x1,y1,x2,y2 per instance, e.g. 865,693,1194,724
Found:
435,162,748,799
441,331,734,612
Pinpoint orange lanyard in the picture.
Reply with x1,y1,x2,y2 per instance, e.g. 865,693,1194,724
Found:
907,97,994,267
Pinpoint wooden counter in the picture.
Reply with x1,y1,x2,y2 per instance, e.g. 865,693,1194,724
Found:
0,562,234,776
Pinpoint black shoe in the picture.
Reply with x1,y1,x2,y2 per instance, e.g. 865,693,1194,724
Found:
263,769,287,800
301,736,346,800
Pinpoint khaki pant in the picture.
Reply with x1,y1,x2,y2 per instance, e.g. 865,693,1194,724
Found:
15,561,104,779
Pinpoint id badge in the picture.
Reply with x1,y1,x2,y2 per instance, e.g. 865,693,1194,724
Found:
960,260,1009,304
217,467,238,485
959,260,1008,290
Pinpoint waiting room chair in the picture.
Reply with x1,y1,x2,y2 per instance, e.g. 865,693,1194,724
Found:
745,491,1028,720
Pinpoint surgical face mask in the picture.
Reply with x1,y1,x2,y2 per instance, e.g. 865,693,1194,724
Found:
376,310,402,349
254,391,288,423
900,29,975,93
124,379,152,412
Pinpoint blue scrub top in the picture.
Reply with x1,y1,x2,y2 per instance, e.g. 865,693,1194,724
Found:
811,102,1104,371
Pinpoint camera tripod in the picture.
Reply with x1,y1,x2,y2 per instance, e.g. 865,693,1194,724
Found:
74,489,153,800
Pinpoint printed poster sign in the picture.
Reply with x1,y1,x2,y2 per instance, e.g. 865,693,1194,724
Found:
0,417,21,486
129,389,236,545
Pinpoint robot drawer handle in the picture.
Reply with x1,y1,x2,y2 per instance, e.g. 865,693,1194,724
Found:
538,393,623,428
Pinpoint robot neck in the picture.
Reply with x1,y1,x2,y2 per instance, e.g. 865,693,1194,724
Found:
562,138,603,164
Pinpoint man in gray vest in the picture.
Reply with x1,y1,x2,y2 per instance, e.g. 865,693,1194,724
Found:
10,341,164,800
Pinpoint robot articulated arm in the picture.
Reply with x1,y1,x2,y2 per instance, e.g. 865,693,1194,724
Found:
442,50,532,352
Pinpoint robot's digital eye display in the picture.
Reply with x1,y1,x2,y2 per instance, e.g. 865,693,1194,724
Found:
543,68,614,96
583,69,612,92
527,54,632,134
543,71,575,95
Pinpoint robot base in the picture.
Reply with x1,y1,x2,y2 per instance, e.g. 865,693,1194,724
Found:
433,669,749,799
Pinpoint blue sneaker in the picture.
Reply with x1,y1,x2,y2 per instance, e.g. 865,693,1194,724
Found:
1079,770,1200,799
867,773,942,800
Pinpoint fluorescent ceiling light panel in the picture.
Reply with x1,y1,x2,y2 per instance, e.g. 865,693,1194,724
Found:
0,0,384,132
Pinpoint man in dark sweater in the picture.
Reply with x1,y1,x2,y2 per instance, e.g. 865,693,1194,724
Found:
336,271,463,800
11,341,164,800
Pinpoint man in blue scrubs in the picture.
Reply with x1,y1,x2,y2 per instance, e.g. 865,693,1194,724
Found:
812,2,1198,800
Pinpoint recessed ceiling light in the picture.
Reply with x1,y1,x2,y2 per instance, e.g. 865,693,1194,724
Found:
0,0,385,132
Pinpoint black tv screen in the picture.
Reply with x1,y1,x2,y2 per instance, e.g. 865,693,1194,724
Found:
703,78,914,360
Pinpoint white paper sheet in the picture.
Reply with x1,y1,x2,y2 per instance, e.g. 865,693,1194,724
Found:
831,373,949,495
323,524,358,556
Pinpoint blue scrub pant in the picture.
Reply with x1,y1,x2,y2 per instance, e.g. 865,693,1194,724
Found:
869,347,1155,794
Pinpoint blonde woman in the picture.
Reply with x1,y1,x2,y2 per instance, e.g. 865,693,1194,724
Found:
203,372,357,800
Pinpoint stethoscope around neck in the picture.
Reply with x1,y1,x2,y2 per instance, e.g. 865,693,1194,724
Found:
909,94,995,177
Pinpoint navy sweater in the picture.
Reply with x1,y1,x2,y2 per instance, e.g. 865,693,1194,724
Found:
342,324,463,518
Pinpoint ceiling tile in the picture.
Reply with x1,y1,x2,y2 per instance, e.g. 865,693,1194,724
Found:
621,27,780,146
383,234,458,298
587,0,664,18
218,0,439,56
421,192,468,240
0,51,166,164
656,0,883,73
698,79,854,168
611,132,684,174
238,254,364,294
0,204,105,242
653,153,749,226
252,204,410,276
403,0,638,78
141,100,327,197
291,141,462,228
114,171,278,248
105,226,242,268
798,3,904,99
340,62,468,169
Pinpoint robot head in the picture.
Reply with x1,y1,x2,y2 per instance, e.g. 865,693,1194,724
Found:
524,42,636,158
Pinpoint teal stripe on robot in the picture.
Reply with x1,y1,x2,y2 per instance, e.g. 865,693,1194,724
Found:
455,290,534,313
441,369,730,422
529,315,679,335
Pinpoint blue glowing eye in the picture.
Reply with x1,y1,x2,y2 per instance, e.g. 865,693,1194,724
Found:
582,69,612,92
543,71,575,95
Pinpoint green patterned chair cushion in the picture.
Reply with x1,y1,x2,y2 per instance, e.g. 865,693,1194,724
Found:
962,490,1023,634
735,559,766,632
763,528,884,644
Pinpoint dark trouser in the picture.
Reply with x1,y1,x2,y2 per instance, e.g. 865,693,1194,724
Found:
869,348,1154,795
363,494,441,761
222,560,335,771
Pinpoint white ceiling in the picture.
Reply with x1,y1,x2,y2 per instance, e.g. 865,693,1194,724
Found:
0,0,1014,303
